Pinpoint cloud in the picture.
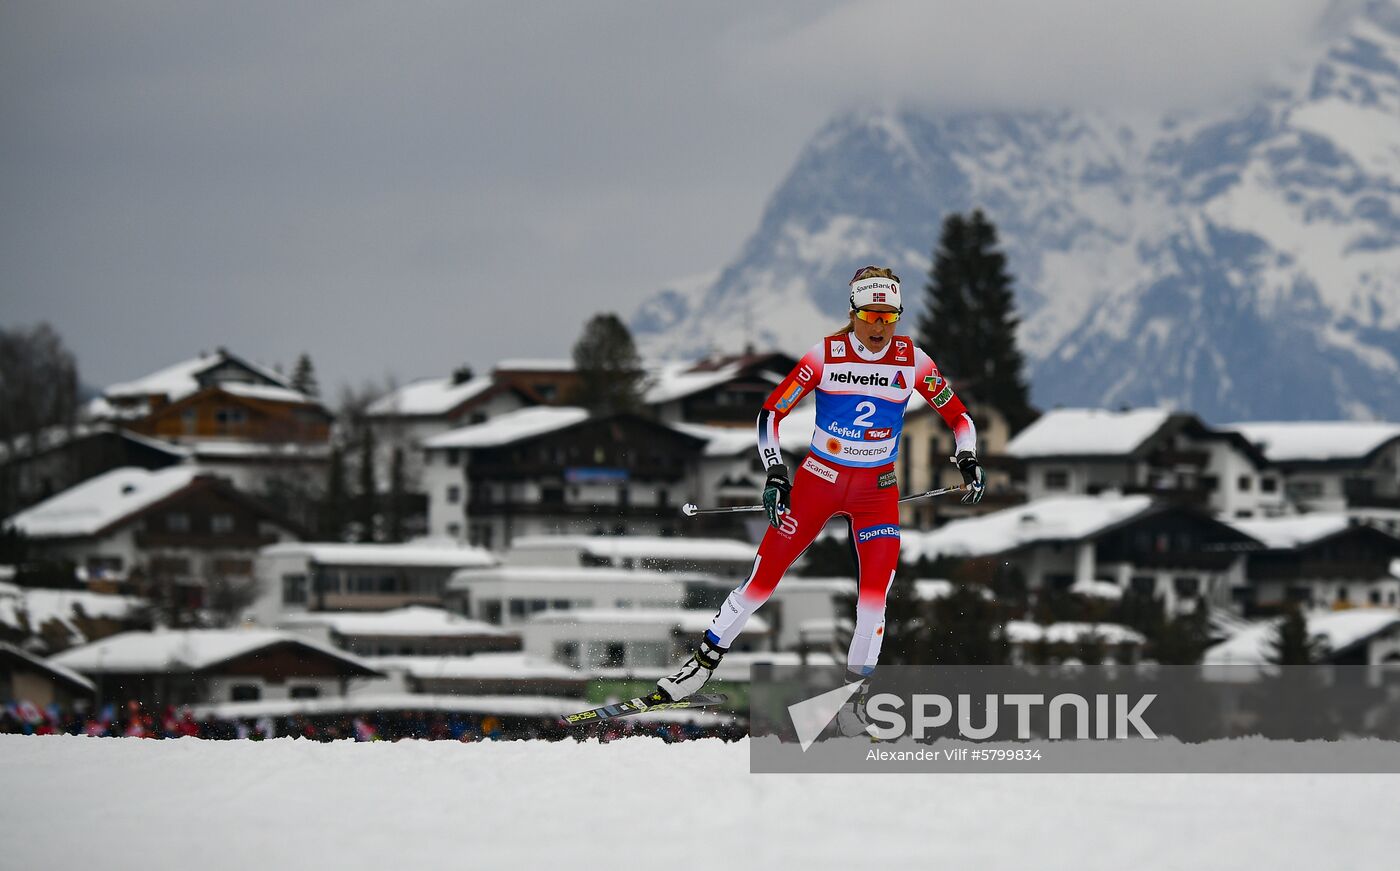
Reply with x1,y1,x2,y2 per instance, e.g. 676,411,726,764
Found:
729,0,1335,113
0,1,1344,390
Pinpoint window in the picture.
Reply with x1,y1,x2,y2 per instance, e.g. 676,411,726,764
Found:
289,686,321,699
551,599,571,610
509,599,527,617
604,642,626,667
530,599,548,613
1237,475,1253,492
182,408,198,434
166,512,190,533
446,449,460,467
1337,586,1350,603
211,513,235,534
282,574,308,605
230,685,261,702
1200,475,1219,492
1369,590,1382,605
1044,470,1069,491
215,407,246,428
1130,576,1156,597
1235,510,1254,519
1261,477,1278,493
446,522,461,538
555,641,580,668
86,555,124,577
447,485,461,504
482,600,503,624
1173,576,1200,598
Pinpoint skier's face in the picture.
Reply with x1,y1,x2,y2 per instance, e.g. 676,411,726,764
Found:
850,305,899,350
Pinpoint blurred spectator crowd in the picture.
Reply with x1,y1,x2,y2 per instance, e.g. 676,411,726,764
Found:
1,699,746,743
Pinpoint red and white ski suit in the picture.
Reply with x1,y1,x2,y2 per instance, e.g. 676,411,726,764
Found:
704,332,977,676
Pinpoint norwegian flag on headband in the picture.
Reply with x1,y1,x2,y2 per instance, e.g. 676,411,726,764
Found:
872,292,886,302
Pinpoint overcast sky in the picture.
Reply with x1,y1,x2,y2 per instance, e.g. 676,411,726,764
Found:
1,0,1342,397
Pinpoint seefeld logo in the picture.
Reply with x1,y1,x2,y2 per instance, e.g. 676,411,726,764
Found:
857,524,900,542
826,421,864,440
829,371,890,387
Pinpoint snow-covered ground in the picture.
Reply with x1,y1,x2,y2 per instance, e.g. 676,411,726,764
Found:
3,735,1397,870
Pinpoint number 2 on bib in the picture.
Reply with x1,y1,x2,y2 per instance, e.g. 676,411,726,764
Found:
853,401,877,428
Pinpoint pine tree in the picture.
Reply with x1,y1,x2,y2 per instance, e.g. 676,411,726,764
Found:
290,353,320,397
565,313,647,415
322,445,348,540
387,446,405,543
1268,602,1329,665
356,428,377,541
917,210,1036,433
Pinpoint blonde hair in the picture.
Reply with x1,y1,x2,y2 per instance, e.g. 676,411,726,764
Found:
831,265,901,334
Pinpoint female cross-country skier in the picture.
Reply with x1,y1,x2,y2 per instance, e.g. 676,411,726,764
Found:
646,265,985,728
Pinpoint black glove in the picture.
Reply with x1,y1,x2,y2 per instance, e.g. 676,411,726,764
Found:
762,463,791,528
954,451,985,505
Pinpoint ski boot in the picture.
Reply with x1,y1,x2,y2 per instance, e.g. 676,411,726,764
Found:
647,637,726,704
835,671,875,737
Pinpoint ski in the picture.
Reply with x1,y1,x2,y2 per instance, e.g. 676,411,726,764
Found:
561,693,729,725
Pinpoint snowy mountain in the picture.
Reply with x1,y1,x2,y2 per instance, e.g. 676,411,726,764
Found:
631,1,1400,422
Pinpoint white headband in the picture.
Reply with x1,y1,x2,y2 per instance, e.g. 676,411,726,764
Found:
850,276,902,309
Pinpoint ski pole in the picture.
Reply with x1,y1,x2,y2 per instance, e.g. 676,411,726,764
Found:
680,484,968,517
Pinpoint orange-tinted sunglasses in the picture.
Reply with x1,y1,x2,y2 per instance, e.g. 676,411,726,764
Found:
854,309,901,324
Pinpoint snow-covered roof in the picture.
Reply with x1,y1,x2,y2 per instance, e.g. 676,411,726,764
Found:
219,382,319,406
50,628,378,674
4,466,203,538
1005,408,1175,458
424,406,590,450
493,358,575,372
900,495,1156,562
672,405,817,457
1227,515,1354,550
1004,621,1147,646
529,608,769,633
261,541,497,569
1223,422,1400,463
509,534,757,563
645,361,745,405
447,565,697,589
367,652,582,681
0,422,189,464
104,351,289,403
1070,579,1125,600
1203,609,1400,667
0,641,96,693
912,579,994,601
365,376,496,418
279,606,509,638
105,354,226,399
0,587,147,647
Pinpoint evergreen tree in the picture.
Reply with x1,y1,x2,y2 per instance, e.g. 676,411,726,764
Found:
1268,602,1329,665
322,445,348,540
917,210,1036,432
387,446,405,543
356,428,377,541
565,313,647,415
290,353,320,397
